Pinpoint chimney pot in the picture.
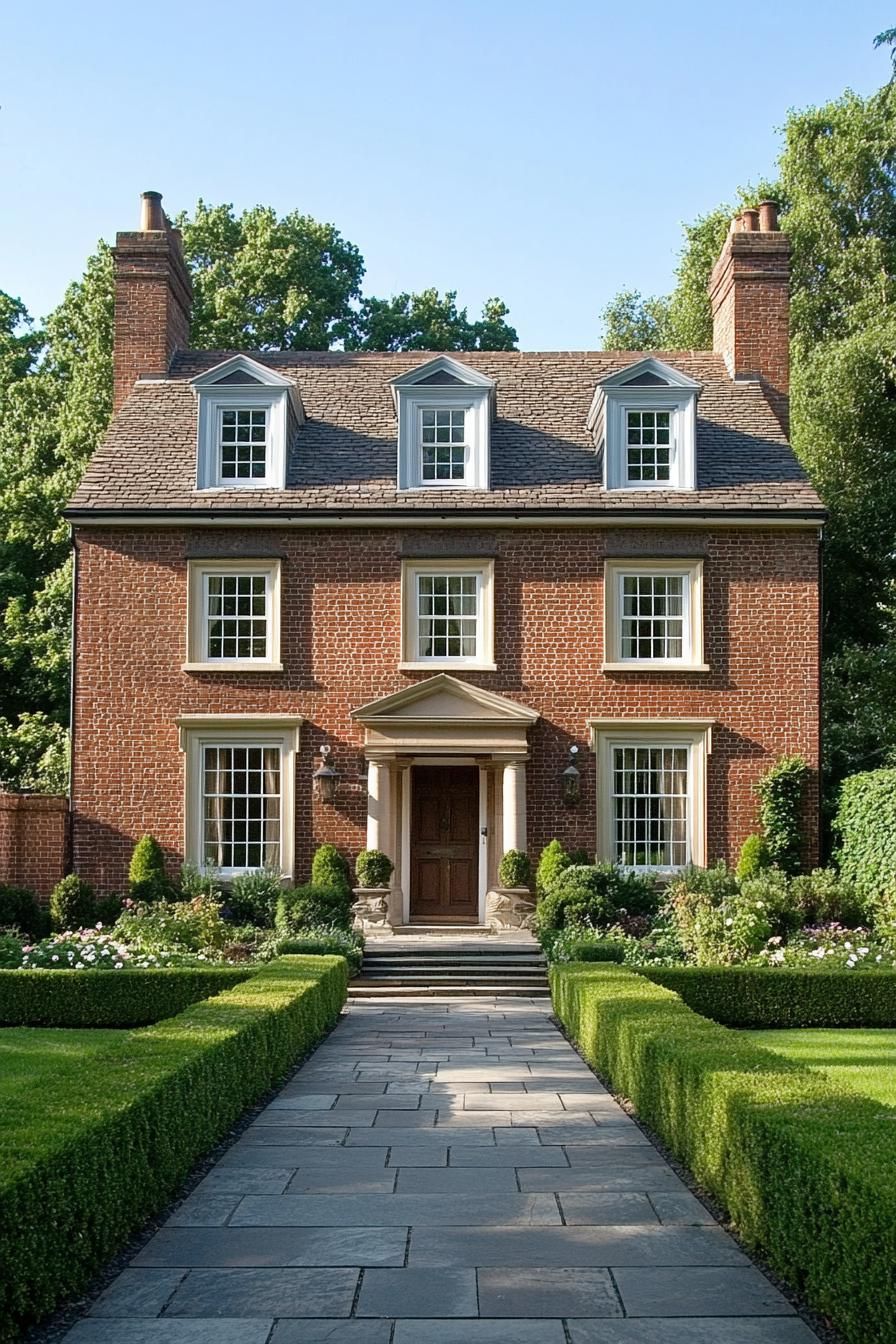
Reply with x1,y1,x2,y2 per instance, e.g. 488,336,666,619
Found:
140,190,165,232
758,200,779,232
741,208,759,232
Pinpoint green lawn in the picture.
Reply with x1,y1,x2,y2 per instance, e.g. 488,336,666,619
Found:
0,1027,125,1132
749,1028,896,1107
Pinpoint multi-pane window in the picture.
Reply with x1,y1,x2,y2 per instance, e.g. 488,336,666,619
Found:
612,745,689,869
219,408,268,481
626,410,671,482
420,408,467,482
417,573,478,659
620,574,686,661
204,573,269,662
202,744,281,872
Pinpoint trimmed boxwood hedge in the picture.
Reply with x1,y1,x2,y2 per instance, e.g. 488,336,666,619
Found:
551,963,896,1344
639,965,896,1028
0,967,252,1027
0,955,347,1340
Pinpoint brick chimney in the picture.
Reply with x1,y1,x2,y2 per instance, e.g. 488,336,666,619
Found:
112,191,192,413
708,200,790,432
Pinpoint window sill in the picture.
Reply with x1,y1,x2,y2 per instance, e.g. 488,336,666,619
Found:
182,661,284,674
398,660,497,673
602,661,710,674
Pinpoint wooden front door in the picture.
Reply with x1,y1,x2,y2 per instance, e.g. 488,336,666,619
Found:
410,765,479,922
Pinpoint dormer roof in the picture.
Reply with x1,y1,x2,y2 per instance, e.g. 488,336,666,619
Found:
190,354,304,421
389,355,496,414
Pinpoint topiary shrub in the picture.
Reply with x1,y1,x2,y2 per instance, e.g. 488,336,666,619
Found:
226,869,283,927
310,844,352,897
533,863,656,937
757,754,809,875
736,834,771,881
535,839,573,898
498,849,532,889
0,885,46,939
355,849,394,889
49,875,96,932
276,884,353,936
128,834,175,902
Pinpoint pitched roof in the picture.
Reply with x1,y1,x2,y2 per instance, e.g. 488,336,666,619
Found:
67,350,823,518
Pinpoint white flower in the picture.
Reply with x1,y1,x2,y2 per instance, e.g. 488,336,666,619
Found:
858,947,869,956
114,962,123,969
810,947,825,958
75,961,84,969
844,942,853,951
725,918,734,928
51,955,58,962
876,955,883,963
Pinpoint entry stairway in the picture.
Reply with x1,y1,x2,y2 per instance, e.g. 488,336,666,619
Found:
349,930,550,998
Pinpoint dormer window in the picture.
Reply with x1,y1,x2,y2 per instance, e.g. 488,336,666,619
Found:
391,355,495,492
589,357,701,493
420,407,468,482
191,355,303,491
220,407,268,481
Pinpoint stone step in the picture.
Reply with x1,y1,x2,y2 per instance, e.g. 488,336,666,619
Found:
349,981,551,997
362,954,545,965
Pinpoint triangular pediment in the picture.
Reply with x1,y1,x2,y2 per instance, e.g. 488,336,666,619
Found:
190,354,297,389
599,356,702,391
389,355,495,392
352,674,539,725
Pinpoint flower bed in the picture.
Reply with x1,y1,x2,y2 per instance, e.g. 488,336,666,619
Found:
551,962,896,1344
0,954,347,1340
0,966,253,1027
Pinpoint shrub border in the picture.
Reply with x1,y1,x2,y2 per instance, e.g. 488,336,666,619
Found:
0,967,253,1027
551,962,896,1344
0,955,347,1340
639,964,896,1027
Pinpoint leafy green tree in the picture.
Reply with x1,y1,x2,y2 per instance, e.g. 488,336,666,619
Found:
177,201,366,350
345,288,517,352
601,289,670,349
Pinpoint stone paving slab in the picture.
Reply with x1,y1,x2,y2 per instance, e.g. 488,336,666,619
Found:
565,1321,821,1343
61,994,820,1342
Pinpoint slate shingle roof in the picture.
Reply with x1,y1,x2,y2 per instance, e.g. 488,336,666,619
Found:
67,350,823,517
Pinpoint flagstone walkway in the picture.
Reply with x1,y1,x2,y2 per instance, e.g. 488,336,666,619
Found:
64,996,821,1344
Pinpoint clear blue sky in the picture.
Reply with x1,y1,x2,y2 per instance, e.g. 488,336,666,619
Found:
2,0,892,349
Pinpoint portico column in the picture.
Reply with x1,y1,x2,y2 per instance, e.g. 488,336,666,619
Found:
501,759,527,854
366,759,392,853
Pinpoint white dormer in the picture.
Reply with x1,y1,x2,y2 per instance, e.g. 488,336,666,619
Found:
588,357,701,492
390,355,495,492
191,355,303,491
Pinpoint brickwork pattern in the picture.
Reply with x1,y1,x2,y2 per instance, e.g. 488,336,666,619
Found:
112,228,192,414
0,791,68,900
71,525,820,893
710,230,791,434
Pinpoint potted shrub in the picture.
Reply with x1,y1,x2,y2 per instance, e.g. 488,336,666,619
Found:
352,849,395,935
487,849,536,931
355,849,394,889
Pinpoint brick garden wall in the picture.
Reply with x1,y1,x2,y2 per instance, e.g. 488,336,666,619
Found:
71,523,821,893
0,791,68,900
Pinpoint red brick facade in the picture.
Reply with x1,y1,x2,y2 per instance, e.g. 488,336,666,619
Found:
70,523,820,894
0,791,69,901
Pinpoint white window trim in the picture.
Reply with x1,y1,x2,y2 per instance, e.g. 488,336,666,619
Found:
399,558,496,671
590,719,713,874
177,714,303,879
195,386,288,490
603,388,697,492
184,559,282,672
396,386,491,491
603,558,707,672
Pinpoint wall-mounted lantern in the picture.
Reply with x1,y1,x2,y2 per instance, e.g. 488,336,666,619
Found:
561,745,581,806
313,744,339,804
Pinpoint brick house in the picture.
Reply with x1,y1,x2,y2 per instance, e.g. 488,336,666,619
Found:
65,192,823,926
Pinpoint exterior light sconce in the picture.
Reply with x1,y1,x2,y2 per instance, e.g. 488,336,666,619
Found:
561,745,581,806
313,744,339,804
